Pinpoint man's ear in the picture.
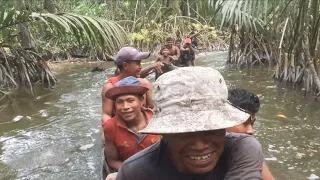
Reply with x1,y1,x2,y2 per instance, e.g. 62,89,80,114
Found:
123,62,128,71
140,96,144,105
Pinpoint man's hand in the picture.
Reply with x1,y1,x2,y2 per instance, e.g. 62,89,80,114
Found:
170,56,178,61
153,62,164,73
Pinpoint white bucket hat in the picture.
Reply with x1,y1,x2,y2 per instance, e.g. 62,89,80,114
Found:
139,67,250,134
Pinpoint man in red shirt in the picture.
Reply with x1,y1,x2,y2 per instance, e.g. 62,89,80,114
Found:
102,76,161,175
101,47,154,125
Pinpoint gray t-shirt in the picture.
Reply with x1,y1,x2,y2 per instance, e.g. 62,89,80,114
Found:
116,133,263,180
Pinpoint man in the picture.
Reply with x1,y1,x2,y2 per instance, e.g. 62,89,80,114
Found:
101,47,155,125
179,38,196,67
165,37,180,61
116,67,264,180
227,88,275,180
154,47,177,80
102,76,161,173
175,39,182,49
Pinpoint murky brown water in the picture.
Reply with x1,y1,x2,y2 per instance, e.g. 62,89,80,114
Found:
0,52,319,180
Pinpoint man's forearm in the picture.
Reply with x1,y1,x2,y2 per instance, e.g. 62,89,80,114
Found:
109,161,123,171
140,65,154,78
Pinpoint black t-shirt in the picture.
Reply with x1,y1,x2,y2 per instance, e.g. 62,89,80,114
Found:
179,47,195,67
116,133,263,180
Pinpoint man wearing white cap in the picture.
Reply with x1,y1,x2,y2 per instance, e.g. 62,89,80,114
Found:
115,67,264,180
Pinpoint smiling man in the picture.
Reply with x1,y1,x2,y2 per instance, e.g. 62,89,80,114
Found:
102,76,161,173
102,47,154,124
116,67,264,180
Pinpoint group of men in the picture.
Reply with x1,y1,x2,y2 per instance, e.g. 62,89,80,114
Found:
100,44,275,179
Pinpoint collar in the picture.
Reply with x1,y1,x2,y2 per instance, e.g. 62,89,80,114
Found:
116,108,154,129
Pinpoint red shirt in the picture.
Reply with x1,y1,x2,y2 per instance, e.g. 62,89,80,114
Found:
107,76,120,85
102,108,161,161
106,76,120,117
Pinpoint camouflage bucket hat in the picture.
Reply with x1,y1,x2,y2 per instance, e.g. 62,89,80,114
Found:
139,67,250,134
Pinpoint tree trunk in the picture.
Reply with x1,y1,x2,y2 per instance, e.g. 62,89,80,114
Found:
180,0,189,16
166,0,173,7
14,0,36,50
44,0,57,13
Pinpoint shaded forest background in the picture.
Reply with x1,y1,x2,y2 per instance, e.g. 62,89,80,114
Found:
1,0,320,100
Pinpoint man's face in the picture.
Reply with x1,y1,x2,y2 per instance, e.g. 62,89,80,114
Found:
166,40,173,48
115,95,142,122
123,60,142,77
176,42,181,48
185,43,191,48
226,114,256,135
163,129,226,174
162,49,169,56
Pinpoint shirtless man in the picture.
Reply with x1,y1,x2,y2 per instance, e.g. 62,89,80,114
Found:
165,37,180,62
175,39,182,49
155,47,174,80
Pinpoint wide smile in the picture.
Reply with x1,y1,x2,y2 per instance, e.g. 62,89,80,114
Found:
185,152,217,167
189,153,211,161
122,111,133,116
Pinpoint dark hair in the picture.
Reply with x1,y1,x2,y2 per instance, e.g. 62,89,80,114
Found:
159,46,169,55
166,37,174,42
116,60,135,72
114,67,120,76
176,39,182,43
227,88,260,114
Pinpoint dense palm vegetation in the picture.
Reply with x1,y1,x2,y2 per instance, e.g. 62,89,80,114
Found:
220,0,320,99
1,0,320,99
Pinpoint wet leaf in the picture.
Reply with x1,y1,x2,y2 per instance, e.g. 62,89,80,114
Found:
79,143,94,151
277,114,287,118
256,94,263,97
304,117,308,120
13,115,23,122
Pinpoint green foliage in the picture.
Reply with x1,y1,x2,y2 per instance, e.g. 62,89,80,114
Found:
0,7,127,92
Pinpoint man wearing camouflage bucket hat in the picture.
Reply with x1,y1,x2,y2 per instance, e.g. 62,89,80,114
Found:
115,67,264,180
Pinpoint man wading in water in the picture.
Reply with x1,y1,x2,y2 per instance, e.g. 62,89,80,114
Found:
179,38,196,67
227,88,275,180
164,37,180,64
115,67,264,180
154,47,176,80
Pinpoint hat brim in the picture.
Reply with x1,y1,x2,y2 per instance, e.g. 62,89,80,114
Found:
139,103,250,134
105,86,149,100
132,52,151,61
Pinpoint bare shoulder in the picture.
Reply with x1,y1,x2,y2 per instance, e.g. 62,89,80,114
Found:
101,82,114,98
102,82,114,91
138,78,151,85
173,45,179,51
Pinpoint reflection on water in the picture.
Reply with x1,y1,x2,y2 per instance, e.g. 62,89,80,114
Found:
0,52,319,180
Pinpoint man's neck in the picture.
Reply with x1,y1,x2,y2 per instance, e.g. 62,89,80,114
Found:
126,111,145,129
118,72,131,80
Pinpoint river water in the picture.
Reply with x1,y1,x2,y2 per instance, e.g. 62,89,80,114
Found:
0,52,319,180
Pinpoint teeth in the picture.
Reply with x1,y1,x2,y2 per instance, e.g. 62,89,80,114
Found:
189,154,211,160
